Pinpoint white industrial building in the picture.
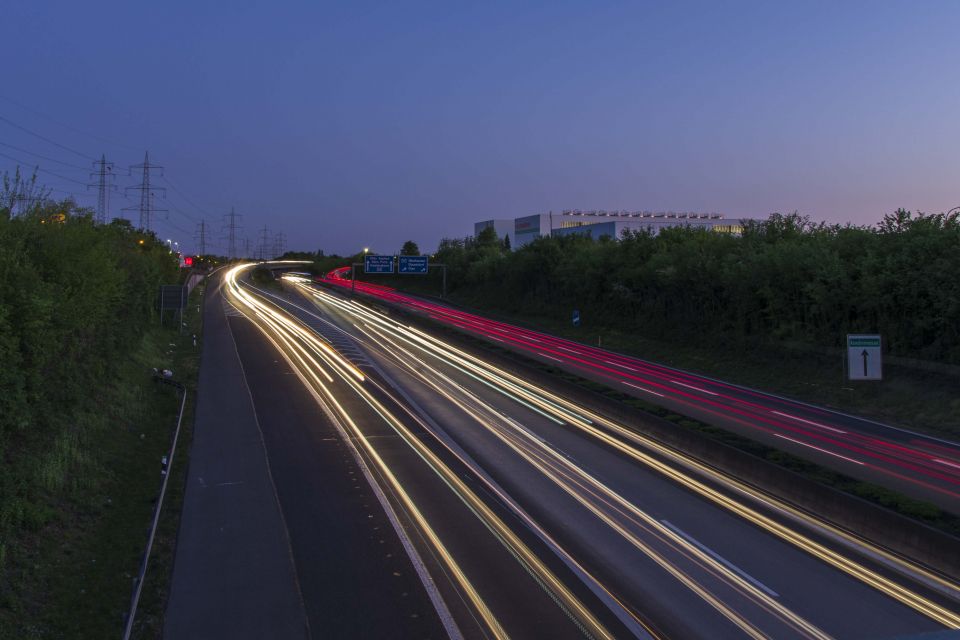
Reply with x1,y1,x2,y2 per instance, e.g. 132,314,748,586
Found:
477,210,754,248
474,219,515,245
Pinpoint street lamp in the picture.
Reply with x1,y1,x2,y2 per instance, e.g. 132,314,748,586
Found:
363,247,369,254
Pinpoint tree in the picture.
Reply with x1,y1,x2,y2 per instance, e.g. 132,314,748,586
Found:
474,226,498,247
423,211,960,364
400,240,420,255
1,168,50,218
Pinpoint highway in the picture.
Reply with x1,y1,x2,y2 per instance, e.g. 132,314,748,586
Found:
221,263,960,639
320,267,960,513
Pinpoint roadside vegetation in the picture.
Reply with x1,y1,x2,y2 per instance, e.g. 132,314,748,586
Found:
0,173,201,638
335,210,960,437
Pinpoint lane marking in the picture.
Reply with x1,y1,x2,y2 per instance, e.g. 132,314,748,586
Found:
660,520,780,598
605,359,639,372
537,352,563,362
934,458,960,471
672,381,719,396
773,434,865,465
771,411,847,434
242,303,465,640
621,381,665,397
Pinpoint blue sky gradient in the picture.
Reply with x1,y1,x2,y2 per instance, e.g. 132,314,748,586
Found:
2,1,958,254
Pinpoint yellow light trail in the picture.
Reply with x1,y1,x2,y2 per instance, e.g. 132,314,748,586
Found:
224,265,618,640
302,282,960,630
348,316,829,639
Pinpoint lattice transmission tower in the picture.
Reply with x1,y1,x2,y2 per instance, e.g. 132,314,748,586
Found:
123,151,166,231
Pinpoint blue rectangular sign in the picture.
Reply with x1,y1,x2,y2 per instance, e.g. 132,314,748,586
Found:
398,255,429,274
364,254,394,274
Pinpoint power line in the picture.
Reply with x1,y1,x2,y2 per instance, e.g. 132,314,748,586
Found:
0,141,91,171
47,187,87,197
0,113,93,161
0,150,90,185
131,193,190,238
222,207,242,259
115,187,195,242
257,225,271,260
160,175,213,218
0,106,238,239
195,219,209,255
153,214,192,238
164,198,199,224
88,154,116,224
0,94,142,152
123,151,166,232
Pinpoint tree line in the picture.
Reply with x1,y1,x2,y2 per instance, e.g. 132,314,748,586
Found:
386,210,959,365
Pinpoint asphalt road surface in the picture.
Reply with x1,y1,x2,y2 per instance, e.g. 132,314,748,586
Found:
165,274,455,639
320,268,960,514
201,265,960,639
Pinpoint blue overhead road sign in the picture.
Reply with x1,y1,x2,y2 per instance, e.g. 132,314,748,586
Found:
364,255,394,274
398,256,428,274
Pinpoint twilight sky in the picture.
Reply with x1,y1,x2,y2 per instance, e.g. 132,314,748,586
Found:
2,1,958,255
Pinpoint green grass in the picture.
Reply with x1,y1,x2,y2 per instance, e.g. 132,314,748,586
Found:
0,285,204,640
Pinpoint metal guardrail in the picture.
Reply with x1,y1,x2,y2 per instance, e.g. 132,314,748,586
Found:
121,378,187,640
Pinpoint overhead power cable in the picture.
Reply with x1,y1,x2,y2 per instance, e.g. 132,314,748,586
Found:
0,94,142,152
46,187,95,201
160,175,213,218
165,199,199,224
0,150,91,186
155,216,192,237
117,192,190,237
0,140,91,171
0,113,93,161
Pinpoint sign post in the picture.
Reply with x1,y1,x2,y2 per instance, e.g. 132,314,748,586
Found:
572,309,581,327
159,285,187,333
428,263,446,298
847,334,882,380
351,262,362,296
